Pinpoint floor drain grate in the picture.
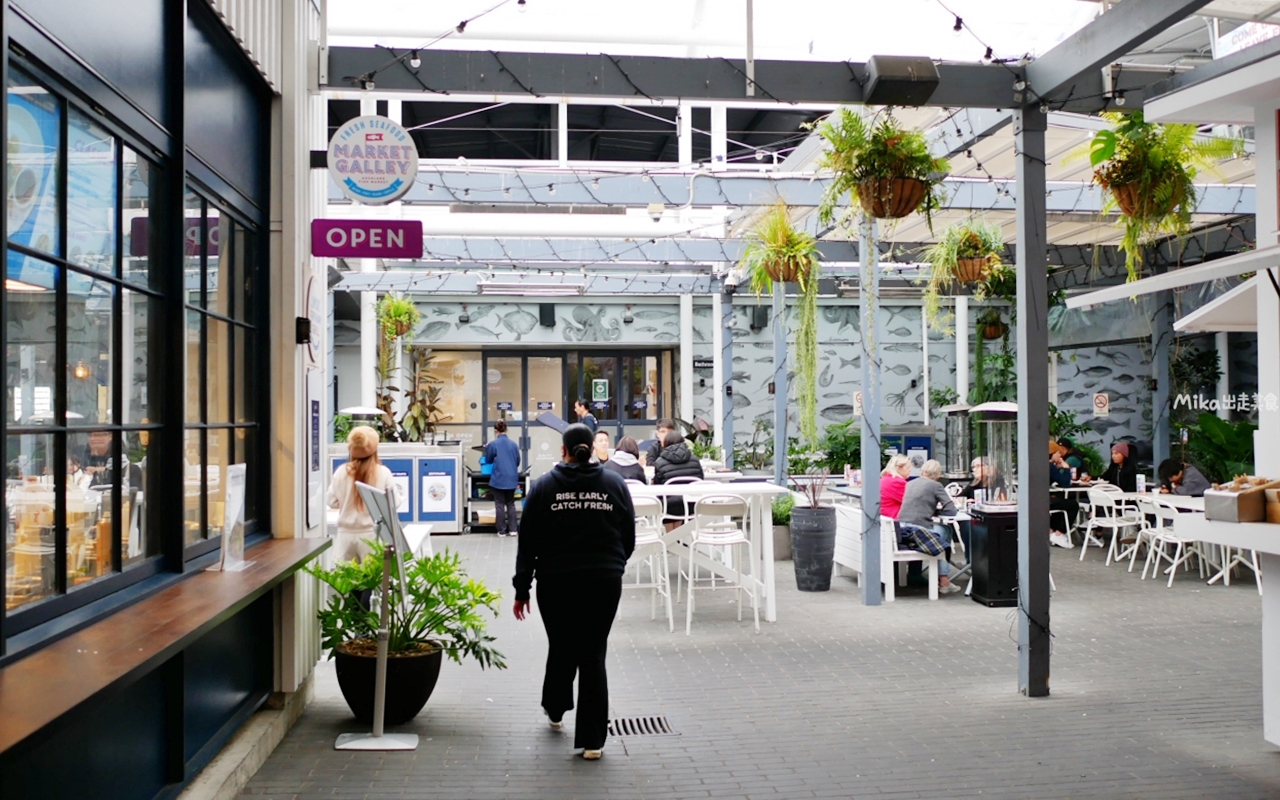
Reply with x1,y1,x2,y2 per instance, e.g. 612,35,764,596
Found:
607,715,678,737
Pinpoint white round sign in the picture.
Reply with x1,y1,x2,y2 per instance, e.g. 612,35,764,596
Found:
327,115,419,205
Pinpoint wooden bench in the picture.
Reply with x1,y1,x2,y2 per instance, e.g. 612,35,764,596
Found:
833,506,941,600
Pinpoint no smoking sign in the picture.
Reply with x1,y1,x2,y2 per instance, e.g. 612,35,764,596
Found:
1092,393,1110,418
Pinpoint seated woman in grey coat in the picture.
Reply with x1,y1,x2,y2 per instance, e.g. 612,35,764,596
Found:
897,459,961,595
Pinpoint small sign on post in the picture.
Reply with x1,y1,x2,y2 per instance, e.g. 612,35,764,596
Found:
1093,393,1110,418
853,391,864,417
591,379,609,402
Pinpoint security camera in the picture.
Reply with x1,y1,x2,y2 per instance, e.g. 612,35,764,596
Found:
723,269,742,294
646,202,665,223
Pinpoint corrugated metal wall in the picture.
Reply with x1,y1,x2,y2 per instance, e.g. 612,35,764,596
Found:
206,0,285,91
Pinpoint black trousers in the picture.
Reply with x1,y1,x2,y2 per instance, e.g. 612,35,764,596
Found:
1050,496,1079,533
492,487,518,535
536,572,623,750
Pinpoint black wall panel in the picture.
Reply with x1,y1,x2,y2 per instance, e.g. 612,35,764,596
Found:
0,664,171,800
183,594,273,762
184,5,269,216
12,0,168,126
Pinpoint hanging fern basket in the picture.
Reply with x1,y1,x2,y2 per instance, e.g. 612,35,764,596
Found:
764,258,805,283
393,320,413,337
953,256,991,284
857,176,928,219
1110,181,1180,219
981,321,1008,340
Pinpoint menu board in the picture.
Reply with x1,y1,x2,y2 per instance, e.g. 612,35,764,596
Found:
418,458,458,521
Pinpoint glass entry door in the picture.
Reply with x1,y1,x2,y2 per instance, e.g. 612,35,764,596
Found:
483,354,565,481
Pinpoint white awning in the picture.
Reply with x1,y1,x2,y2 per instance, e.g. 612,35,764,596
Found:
1065,245,1280,309
1173,277,1258,333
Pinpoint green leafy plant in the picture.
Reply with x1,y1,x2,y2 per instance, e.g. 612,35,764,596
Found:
738,201,821,445
1184,412,1256,483
929,386,959,415
1090,111,1244,282
970,325,1015,405
399,346,450,443
1073,441,1107,480
817,419,861,474
333,413,354,444
812,109,950,229
1170,344,1222,432
922,221,1004,330
376,293,422,340
675,417,720,461
733,419,774,470
1049,404,1092,443
306,544,506,669
771,493,795,526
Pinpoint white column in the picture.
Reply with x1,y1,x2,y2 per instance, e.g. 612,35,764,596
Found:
921,306,930,421
712,290,724,448
710,104,727,165
955,296,970,403
359,95,377,410
680,294,694,422
678,102,693,166
1216,331,1231,422
1255,102,1280,476
557,100,569,167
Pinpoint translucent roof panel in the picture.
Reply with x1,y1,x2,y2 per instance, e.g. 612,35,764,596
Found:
329,0,1099,63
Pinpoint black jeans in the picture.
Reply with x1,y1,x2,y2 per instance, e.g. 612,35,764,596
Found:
536,572,623,750
1050,496,1079,533
492,487,518,535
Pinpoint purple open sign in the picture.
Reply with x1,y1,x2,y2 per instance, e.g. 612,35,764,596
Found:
311,219,423,258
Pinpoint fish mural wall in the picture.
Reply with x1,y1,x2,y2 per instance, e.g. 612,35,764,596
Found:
330,296,1259,461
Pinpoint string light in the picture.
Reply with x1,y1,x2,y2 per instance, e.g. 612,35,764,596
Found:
363,78,376,90
409,51,421,69
952,14,963,34
548,183,556,195
1113,90,1127,106
1013,79,1026,92
983,46,993,62
456,20,467,33
517,0,527,9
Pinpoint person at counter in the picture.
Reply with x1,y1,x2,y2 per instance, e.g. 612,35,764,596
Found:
879,455,912,519
603,436,646,483
484,419,522,538
1157,459,1211,497
897,459,961,594
1049,445,1079,549
1098,442,1138,492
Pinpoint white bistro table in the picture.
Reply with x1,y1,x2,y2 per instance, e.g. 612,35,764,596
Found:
1176,514,1279,745
629,482,788,622
1119,492,1205,512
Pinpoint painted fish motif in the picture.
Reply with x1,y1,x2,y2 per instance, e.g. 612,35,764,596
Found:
1074,365,1113,378
419,320,454,340
1096,348,1131,366
655,332,678,341
1113,374,1137,385
467,325,502,339
819,364,833,387
500,309,539,340
756,357,773,363
886,327,912,339
822,391,847,399
886,387,910,413
731,371,750,382
733,356,748,364
632,309,677,319
635,326,658,333
732,393,753,409
883,342,922,353
839,356,861,370
886,364,913,376
821,404,854,421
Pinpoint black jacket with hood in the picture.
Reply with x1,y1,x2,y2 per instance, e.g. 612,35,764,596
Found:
652,441,703,485
513,460,636,602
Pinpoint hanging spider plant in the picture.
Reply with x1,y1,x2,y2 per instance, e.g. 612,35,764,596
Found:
1090,111,1244,282
921,220,1004,331
738,201,822,445
812,108,950,230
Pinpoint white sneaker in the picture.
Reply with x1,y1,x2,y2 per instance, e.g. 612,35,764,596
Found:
543,708,563,730
582,748,603,760
1050,532,1075,549
938,582,962,595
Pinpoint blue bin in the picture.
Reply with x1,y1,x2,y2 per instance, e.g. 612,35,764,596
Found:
479,455,494,476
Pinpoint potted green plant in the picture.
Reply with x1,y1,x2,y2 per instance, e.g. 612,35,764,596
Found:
771,493,795,562
377,292,422,339
789,447,836,591
739,201,822,446
922,221,1004,329
1089,111,1244,282
306,545,506,725
400,346,449,443
813,109,950,227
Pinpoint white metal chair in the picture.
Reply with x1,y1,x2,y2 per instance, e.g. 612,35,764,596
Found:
1080,488,1141,564
682,494,758,634
1141,496,1207,587
880,516,942,601
658,476,704,595
1208,547,1263,595
627,495,673,631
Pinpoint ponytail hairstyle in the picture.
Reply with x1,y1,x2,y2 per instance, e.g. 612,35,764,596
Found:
345,426,381,510
563,423,595,464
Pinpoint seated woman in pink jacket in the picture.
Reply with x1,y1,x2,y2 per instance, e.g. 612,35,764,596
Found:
879,454,912,519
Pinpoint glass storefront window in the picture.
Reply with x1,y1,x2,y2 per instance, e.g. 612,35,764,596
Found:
66,109,117,275
123,147,158,288
5,265,57,425
66,276,115,427
7,68,61,259
207,318,231,423
6,433,57,610
211,213,233,318
184,190,203,307
486,356,523,422
431,351,483,424
580,355,618,421
185,309,203,424
125,289,154,424
184,430,204,546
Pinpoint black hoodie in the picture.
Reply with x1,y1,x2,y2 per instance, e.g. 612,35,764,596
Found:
513,460,636,602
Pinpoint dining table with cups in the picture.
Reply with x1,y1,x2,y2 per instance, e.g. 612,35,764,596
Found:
627,481,789,623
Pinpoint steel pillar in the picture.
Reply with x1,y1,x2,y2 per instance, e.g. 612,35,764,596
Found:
1152,290,1173,468
772,282,787,487
859,214,882,606
1014,108,1051,697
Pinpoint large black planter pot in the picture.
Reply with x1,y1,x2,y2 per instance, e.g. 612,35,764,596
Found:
791,506,837,592
334,643,444,726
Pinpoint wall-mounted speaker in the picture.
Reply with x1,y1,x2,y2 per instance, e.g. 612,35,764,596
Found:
750,306,769,332
539,303,556,327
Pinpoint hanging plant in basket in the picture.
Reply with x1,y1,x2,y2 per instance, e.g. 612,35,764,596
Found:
376,292,422,340
812,109,950,229
1089,111,1244,282
738,201,822,445
921,220,1004,331
977,308,1007,340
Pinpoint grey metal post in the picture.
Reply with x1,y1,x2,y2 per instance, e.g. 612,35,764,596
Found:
1014,108,1051,697
773,282,788,487
859,214,882,606
722,289,736,468
1151,290,1173,469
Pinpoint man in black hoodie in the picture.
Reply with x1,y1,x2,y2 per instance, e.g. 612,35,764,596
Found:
512,423,636,760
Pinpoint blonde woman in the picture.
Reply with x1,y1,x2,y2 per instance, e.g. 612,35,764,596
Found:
327,426,397,562
879,454,913,519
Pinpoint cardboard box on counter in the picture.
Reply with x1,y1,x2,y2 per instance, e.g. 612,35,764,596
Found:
1205,479,1280,523
1267,489,1280,524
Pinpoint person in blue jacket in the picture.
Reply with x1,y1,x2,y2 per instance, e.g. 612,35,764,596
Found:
483,419,522,537
574,398,598,433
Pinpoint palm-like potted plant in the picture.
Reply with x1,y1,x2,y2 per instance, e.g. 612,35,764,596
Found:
922,221,1004,329
739,201,822,445
813,109,950,228
306,546,506,725
1089,111,1244,282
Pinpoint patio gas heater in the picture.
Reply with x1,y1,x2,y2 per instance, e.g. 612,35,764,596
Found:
939,403,972,481
967,401,1018,608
